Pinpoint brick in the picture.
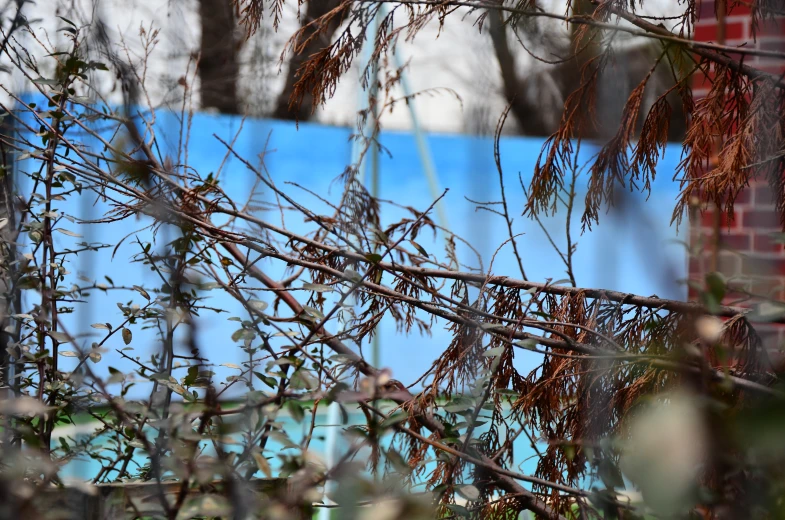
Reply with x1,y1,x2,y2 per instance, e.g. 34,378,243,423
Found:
750,279,785,297
721,232,752,251
698,0,715,20
692,87,711,100
759,39,785,52
707,251,743,276
694,20,747,41
723,288,755,305
725,20,748,40
755,17,785,38
697,1,751,21
689,257,702,276
691,69,716,89
750,62,785,75
742,255,785,276
754,327,783,350
734,187,753,205
744,209,781,228
689,5,785,291
694,23,718,41
754,233,785,253
700,209,739,228
728,1,752,16
692,21,749,41
754,185,779,206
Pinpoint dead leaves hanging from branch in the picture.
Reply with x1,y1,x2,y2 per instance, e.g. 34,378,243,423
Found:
235,0,785,229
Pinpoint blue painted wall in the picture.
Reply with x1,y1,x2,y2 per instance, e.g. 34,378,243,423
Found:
15,98,687,395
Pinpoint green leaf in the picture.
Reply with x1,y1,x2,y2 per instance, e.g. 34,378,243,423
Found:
133,285,150,300
705,271,726,303
456,484,480,501
598,458,625,489
342,268,362,282
121,328,132,345
55,228,82,238
49,331,71,343
91,323,111,330
445,504,470,517
272,330,299,337
409,240,428,257
32,78,59,86
444,397,475,413
221,363,241,370
253,452,272,478
285,400,304,423
254,372,277,388
302,282,332,292
268,430,298,450
514,339,539,351
59,351,78,357
483,346,505,358
303,305,324,320
364,253,382,264
381,411,409,429
248,299,268,312
183,366,198,386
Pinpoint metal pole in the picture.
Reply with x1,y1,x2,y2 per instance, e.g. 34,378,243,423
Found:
390,44,449,233
319,9,381,519
321,6,449,514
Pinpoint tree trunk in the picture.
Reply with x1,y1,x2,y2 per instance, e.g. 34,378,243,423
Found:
198,0,239,114
488,3,686,141
487,9,554,136
272,0,343,121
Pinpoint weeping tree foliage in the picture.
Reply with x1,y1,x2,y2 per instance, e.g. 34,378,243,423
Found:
0,1,784,519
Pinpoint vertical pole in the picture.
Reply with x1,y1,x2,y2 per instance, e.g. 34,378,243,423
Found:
367,11,382,378
319,9,381,520
390,44,449,234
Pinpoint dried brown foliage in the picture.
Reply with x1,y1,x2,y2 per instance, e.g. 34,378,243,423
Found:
237,0,785,229
0,1,784,520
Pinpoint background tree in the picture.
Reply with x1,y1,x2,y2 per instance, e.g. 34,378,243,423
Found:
198,0,241,114
195,0,344,119
487,3,687,139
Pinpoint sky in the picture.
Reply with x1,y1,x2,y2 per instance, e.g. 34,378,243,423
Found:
6,0,684,134
13,98,687,398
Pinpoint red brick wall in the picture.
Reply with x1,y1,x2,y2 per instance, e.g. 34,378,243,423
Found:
692,2,785,97
689,1,785,349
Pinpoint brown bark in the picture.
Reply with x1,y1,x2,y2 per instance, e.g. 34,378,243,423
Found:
488,9,553,135
488,4,686,140
272,0,343,121
198,0,240,114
